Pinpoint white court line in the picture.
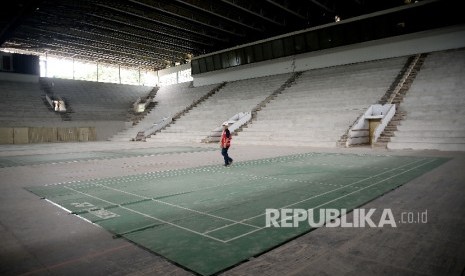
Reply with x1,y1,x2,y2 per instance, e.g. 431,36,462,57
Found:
45,199,99,226
277,158,437,224
223,158,435,243
204,158,425,238
45,199,73,213
62,186,227,243
97,183,261,229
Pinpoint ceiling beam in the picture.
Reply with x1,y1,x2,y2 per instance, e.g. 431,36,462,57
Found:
94,3,236,42
265,0,307,20
308,0,335,13
65,28,179,59
87,12,221,45
172,0,263,32
14,28,168,64
220,0,286,26
123,0,246,37
78,21,198,54
44,0,227,44
6,38,161,68
69,26,187,56
30,11,203,53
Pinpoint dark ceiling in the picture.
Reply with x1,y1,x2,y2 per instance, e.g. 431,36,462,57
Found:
0,0,408,70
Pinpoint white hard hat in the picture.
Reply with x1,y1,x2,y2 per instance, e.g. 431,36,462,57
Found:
222,122,229,126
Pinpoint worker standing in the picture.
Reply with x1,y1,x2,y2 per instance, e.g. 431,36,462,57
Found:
220,122,233,166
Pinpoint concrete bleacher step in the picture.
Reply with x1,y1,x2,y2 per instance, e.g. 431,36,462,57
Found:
151,73,293,142
110,82,222,141
388,142,465,152
234,139,337,147
239,56,409,149
147,137,205,143
247,121,352,129
385,49,465,151
237,132,343,140
0,80,61,123
398,120,465,130
405,114,465,121
393,130,465,138
406,109,465,116
390,136,465,144
44,77,154,123
380,131,395,137
154,131,211,136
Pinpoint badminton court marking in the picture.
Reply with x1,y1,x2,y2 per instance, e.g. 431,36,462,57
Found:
203,157,428,236
57,157,431,243
222,158,436,243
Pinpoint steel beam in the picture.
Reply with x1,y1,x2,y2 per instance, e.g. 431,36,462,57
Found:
172,0,263,31
265,0,307,20
308,0,335,13
124,0,246,37
220,0,286,26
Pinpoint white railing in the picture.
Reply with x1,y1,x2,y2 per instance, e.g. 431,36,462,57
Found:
45,94,54,108
347,104,396,146
372,105,396,142
204,112,252,142
138,117,171,139
133,97,152,113
46,94,67,112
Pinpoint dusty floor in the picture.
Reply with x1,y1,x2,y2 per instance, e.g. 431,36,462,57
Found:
0,141,464,276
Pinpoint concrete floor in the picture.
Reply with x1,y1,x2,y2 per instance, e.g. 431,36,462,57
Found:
0,141,464,276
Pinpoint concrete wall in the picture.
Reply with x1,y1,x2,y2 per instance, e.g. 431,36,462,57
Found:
0,128,14,144
157,63,190,77
0,127,97,144
156,63,192,86
13,128,29,144
193,24,465,87
0,121,127,142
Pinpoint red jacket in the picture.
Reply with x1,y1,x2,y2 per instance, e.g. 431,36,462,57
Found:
221,129,231,148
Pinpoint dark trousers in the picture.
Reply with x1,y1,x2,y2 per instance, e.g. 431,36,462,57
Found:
221,147,233,165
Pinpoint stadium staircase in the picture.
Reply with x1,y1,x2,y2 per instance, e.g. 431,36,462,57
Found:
144,82,226,140
372,53,428,148
127,86,159,126
337,54,427,147
387,49,465,151
39,78,73,121
147,73,292,143
110,82,224,141
233,57,407,147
